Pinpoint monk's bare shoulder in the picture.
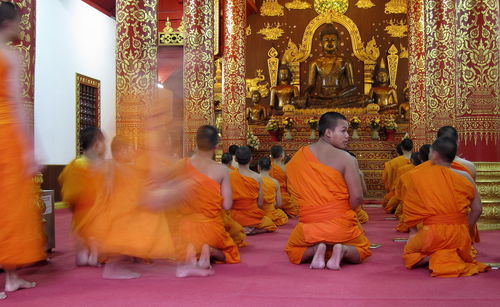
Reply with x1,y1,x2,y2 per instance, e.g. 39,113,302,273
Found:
451,168,475,185
456,157,476,176
268,176,280,188
209,160,229,181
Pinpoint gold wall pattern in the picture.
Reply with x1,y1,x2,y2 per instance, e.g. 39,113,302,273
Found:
385,0,407,14
384,19,407,38
257,22,285,40
285,0,312,10
267,47,279,87
116,0,158,146
387,44,399,89
12,0,35,131
183,0,215,154
314,0,349,15
355,0,375,9
260,0,285,16
222,0,247,148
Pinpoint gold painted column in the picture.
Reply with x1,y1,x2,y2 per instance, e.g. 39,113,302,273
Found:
115,0,158,146
221,0,247,149
183,0,215,155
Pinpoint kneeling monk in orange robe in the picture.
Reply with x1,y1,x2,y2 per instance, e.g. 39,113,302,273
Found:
230,146,277,235
269,145,300,217
59,127,107,267
0,5,46,297
175,126,240,277
382,139,413,211
402,137,489,277
285,112,371,270
258,157,288,226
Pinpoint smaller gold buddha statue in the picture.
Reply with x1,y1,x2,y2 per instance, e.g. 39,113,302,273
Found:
368,59,398,110
270,64,299,112
247,90,269,123
399,82,410,121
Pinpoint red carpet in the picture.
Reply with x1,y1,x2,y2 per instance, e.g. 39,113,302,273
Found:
2,208,500,306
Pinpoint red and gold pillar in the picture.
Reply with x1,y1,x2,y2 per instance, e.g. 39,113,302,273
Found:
221,0,246,149
115,0,158,146
13,0,36,132
183,0,215,155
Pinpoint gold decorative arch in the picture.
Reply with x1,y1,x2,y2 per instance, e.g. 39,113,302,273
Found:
282,11,380,94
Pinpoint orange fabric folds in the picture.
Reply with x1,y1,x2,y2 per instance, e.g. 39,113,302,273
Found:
262,177,288,226
177,159,240,263
402,164,489,277
269,163,299,216
0,53,45,267
229,170,265,226
284,146,371,264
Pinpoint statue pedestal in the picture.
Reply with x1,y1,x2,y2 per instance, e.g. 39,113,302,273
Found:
305,94,369,109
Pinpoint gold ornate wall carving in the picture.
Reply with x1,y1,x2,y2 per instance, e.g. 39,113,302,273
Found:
355,0,375,9
385,0,407,14
245,69,269,98
385,19,407,38
158,17,184,46
183,0,215,154
260,0,285,16
285,0,312,10
267,47,279,87
116,0,157,146
387,44,399,89
475,162,500,230
257,22,284,40
314,0,349,15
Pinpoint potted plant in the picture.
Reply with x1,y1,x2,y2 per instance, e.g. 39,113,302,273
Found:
369,118,381,140
247,130,260,150
282,117,294,140
306,117,319,139
383,117,398,141
265,118,280,141
350,116,361,140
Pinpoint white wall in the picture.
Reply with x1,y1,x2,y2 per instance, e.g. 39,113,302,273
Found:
34,0,116,165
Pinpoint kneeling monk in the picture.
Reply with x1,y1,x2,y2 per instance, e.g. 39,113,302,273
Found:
176,125,240,277
402,137,489,277
230,146,277,235
285,112,371,270
258,157,288,226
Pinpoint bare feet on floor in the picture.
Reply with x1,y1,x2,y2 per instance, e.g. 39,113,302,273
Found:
175,265,214,278
310,243,326,269
5,272,37,292
326,244,346,270
102,261,141,279
0,292,6,300
197,244,212,269
76,249,100,267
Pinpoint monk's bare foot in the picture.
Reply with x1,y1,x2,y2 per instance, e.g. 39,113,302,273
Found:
76,249,90,266
197,244,211,269
4,272,36,292
102,262,141,279
175,265,214,278
326,244,346,270
0,292,6,300
310,243,326,269
185,244,198,266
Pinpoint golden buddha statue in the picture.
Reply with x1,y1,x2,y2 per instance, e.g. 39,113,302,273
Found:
399,82,410,121
269,64,299,111
302,24,363,108
368,59,398,110
247,90,269,123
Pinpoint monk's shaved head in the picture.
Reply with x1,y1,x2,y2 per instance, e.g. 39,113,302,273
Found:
431,137,457,163
271,145,284,159
318,112,347,137
196,125,219,151
221,152,232,165
235,146,252,165
396,143,403,155
258,157,272,171
400,138,413,152
437,126,458,143
418,144,431,162
228,145,239,156
80,127,104,151
410,152,421,166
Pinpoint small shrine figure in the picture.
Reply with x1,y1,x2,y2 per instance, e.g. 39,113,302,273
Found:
247,90,269,123
368,59,398,110
270,64,299,112
399,82,410,121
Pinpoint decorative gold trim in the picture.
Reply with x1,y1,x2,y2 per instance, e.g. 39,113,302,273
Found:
384,0,407,14
245,69,269,98
314,0,349,15
257,22,284,40
75,73,101,156
285,0,311,10
385,19,408,38
214,0,220,55
267,47,279,87
476,162,500,229
260,0,285,16
355,0,375,9
159,17,185,46
399,43,408,58
387,44,399,89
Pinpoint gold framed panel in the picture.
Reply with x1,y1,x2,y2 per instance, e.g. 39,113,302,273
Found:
75,73,101,156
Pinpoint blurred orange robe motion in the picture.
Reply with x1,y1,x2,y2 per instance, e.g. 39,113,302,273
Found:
261,176,288,226
229,170,277,232
382,156,410,207
73,163,175,260
177,159,240,263
385,164,415,213
0,53,45,268
402,164,489,277
284,146,371,264
269,163,300,217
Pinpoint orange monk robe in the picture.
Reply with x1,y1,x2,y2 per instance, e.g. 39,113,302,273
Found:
402,164,489,277
269,163,300,217
59,157,106,242
262,177,289,226
229,166,236,171
382,156,410,207
385,164,415,213
284,146,372,264
74,163,175,260
176,159,240,263
229,170,277,232
222,210,248,247
355,206,369,224
0,55,46,267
